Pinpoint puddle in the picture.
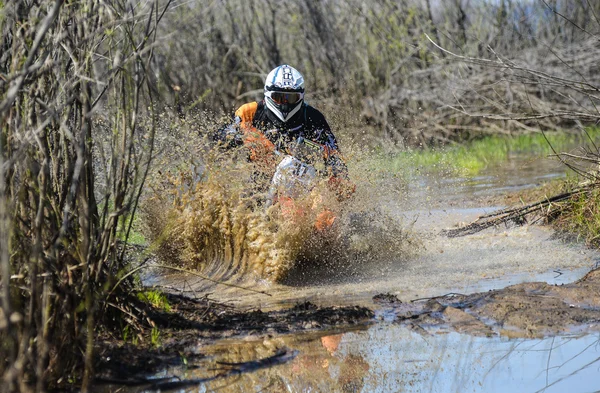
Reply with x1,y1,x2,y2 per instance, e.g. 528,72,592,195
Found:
400,154,567,211
97,326,600,393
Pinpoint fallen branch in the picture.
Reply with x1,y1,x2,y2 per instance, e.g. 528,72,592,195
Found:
441,186,593,238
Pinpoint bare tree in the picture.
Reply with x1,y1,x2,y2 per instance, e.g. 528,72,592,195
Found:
0,0,171,391
150,0,600,145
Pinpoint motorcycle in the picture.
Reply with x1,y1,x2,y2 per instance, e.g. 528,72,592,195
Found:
267,137,340,232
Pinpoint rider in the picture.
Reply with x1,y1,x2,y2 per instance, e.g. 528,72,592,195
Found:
213,64,354,202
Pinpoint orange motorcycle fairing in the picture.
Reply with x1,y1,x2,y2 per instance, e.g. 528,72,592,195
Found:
275,195,337,232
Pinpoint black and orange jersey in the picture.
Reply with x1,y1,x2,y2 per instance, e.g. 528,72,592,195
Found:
214,100,348,178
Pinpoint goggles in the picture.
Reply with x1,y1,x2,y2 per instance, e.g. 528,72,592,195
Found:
266,90,304,105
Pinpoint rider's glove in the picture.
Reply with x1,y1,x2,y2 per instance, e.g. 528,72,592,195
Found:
213,117,244,148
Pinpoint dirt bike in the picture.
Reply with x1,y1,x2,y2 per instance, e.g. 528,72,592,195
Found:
267,137,340,232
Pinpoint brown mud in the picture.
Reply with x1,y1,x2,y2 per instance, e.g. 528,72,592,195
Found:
95,267,600,387
389,267,600,338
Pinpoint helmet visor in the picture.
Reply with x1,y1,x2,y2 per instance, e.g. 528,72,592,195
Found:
267,91,303,105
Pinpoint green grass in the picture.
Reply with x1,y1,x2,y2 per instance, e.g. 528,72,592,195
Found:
150,327,161,348
98,200,147,245
122,221,146,245
553,187,600,247
383,128,600,177
115,208,146,245
137,290,171,312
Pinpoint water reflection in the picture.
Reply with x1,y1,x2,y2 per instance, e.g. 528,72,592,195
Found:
401,154,567,212
101,325,600,393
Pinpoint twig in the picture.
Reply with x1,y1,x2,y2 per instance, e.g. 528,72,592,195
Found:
150,264,272,296
108,257,152,298
410,292,465,303
0,0,65,114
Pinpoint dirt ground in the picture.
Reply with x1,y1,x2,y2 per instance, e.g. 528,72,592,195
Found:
389,267,600,338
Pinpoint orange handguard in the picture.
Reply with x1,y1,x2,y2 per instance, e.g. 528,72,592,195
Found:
276,195,337,232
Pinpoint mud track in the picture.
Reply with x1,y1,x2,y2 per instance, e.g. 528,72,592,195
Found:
96,267,600,385
98,159,600,386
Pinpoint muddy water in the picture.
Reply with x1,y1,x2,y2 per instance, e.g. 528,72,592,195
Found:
131,154,600,392
150,154,599,310
123,327,600,393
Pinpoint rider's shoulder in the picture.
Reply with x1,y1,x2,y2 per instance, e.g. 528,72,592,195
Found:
234,102,259,122
303,103,326,117
303,103,330,127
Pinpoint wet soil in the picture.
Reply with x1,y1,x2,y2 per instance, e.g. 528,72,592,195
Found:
389,267,600,338
94,296,373,384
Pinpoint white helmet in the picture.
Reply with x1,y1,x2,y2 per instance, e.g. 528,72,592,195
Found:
264,65,305,122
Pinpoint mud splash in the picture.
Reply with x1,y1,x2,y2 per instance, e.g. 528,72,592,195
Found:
143,147,416,282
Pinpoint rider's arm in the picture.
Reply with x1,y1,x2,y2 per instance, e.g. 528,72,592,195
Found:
305,107,355,200
213,115,244,149
212,102,259,149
